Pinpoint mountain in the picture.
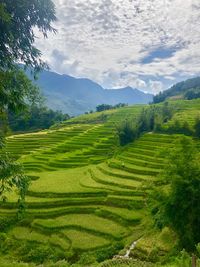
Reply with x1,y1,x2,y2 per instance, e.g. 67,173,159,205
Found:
153,77,200,103
30,69,153,116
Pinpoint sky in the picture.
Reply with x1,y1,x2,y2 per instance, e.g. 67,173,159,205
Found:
35,0,200,94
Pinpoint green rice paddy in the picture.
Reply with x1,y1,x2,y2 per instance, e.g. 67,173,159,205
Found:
1,99,200,264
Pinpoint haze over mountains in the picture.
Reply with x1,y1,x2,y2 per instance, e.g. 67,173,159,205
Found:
32,70,153,116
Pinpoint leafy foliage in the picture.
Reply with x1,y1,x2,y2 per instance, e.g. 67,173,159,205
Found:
117,100,200,146
152,137,200,253
8,105,70,133
0,148,30,213
165,120,193,136
116,119,138,146
0,0,56,72
116,102,174,146
0,69,41,115
0,0,56,208
0,0,57,116
96,103,127,112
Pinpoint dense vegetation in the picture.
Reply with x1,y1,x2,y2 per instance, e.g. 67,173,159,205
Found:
0,99,200,267
151,138,200,265
116,101,200,147
184,88,200,100
116,102,174,146
0,0,56,72
8,106,70,133
0,0,56,202
96,103,127,112
153,77,200,103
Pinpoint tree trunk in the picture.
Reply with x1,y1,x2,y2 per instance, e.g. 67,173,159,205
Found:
192,254,196,267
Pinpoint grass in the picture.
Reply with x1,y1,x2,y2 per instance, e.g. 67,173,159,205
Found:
28,168,95,193
162,99,200,130
62,229,110,250
97,207,144,222
9,226,71,250
10,226,49,243
90,167,142,188
2,100,200,266
134,227,177,256
100,259,154,267
32,214,128,238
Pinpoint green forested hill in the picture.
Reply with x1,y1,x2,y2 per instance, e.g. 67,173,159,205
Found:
1,99,200,267
153,77,200,103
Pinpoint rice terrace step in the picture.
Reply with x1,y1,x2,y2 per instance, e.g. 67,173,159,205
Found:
2,99,200,266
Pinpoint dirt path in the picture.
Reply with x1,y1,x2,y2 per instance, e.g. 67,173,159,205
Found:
113,240,139,259
124,240,137,258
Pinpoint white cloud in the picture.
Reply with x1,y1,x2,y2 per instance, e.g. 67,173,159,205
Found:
34,0,200,92
149,80,164,94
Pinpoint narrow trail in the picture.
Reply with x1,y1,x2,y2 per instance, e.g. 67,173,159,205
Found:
114,239,139,259
124,240,137,258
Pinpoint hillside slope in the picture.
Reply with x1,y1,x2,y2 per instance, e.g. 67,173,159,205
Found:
1,99,200,266
153,77,200,103
29,69,153,115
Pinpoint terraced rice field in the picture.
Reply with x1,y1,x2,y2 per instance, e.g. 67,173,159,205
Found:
1,100,200,262
164,98,200,129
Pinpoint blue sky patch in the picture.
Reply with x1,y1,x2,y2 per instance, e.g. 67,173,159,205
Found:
141,47,177,64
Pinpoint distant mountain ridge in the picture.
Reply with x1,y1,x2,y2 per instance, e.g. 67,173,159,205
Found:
29,69,153,116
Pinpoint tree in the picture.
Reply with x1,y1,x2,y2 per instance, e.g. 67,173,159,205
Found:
0,150,30,211
96,103,127,112
96,104,113,112
184,88,200,100
152,137,200,265
0,0,57,114
153,77,200,103
116,119,138,146
0,0,56,205
0,69,41,116
8,105,70,133
0,0,56,72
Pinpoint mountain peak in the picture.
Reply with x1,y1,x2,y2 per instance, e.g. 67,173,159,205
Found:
30,69,153,116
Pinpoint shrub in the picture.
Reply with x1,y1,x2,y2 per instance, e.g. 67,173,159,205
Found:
47,260,70,267
148,247,159,263
95,242,124,262
0,235,17,253
174,250,193,267
16,243,61,264
0,217,16,232
77,252,97,265
96,103,127,112
96,104,113,112
0,232,7,251
151,138,200,255
116,120,138,146
166,120,193,136
116,102,176,146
